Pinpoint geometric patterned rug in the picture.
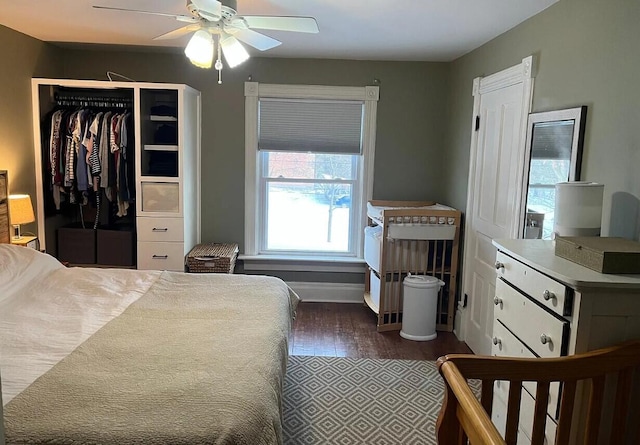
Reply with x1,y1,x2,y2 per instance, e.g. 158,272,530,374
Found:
283,356,475,445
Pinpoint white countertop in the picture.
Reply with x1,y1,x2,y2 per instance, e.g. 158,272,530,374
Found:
492,239,640,291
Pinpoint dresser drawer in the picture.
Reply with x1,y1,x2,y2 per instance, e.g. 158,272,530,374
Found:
137,217,184,242
518,385,558,445
492,395,540,445
493,320,560,418
137,242,185,271
492,390,557,445
496,251,569,317
495,279,568,358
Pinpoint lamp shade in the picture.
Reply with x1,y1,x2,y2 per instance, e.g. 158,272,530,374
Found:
9,194,35,225
220,34,250,68
554,182,604,237
185,30,214,69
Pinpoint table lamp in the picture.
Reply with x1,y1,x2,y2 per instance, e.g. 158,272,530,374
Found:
9,194,35,240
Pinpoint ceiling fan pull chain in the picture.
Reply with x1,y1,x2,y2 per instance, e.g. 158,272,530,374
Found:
216,38,223,84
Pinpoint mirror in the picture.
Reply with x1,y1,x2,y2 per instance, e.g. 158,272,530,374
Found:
520,106,587,240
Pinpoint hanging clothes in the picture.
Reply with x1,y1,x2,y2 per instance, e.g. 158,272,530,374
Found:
42,105,134,216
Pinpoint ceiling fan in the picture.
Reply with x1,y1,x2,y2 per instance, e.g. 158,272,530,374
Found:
94,0,319,82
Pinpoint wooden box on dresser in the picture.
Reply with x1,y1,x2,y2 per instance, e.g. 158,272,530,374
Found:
491,238,640,445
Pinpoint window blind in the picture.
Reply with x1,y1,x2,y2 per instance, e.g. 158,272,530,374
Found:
530,121,575,160
258,98,364,154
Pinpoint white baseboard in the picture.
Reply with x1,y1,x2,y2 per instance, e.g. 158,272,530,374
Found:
287,281,365,303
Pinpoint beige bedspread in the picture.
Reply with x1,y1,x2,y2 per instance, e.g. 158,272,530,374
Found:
4,271,299,445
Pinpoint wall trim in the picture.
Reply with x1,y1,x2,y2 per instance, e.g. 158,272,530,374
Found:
287,281,365,303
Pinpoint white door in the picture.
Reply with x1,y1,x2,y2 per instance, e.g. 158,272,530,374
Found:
461,57,535,355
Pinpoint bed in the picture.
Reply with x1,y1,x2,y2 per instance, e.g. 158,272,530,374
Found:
0,244,299,445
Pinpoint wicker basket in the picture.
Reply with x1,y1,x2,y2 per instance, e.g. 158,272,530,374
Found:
186,243,238,273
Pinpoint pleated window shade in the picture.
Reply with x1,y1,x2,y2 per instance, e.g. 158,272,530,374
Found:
258,98,364,154
530,120,575,160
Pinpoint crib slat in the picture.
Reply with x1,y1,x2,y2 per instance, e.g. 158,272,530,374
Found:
555,380,577,444
585,376,605,445
481,379,494,416
505,381,522,445
531,381,550,445
610,368,633,444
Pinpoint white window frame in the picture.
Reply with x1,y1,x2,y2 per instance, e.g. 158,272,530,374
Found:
243,82,379,267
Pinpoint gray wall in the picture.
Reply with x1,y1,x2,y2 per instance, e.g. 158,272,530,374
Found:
3,0,639,280
0,26,63,235
0,30,450,280
59,51,452,253
444,0,640,238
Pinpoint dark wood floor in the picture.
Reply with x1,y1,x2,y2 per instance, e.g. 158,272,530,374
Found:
289,302,472,360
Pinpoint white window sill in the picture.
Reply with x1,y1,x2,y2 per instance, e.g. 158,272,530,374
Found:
239,254,366,273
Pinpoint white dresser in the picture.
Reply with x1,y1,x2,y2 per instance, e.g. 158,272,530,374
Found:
491,239,640,444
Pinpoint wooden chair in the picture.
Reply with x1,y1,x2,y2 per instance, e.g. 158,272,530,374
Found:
436,340,640,445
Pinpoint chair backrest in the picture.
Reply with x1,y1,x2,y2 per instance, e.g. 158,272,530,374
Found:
436,340,640,445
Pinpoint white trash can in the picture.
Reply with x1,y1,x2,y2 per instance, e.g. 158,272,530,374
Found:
400,275,445,341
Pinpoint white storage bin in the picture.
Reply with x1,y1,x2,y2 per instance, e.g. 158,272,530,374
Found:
369,270,381,309
369,271,397,313
141,182,180,213
364,225,383,273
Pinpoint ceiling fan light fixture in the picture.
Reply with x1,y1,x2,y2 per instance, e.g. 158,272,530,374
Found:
185,30,214,68
220,35,250,68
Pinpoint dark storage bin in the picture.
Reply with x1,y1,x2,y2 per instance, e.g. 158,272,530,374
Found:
97,227,135,267
57,226,96,264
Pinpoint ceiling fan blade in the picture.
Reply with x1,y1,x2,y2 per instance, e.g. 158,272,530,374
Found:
242,16,319,33
153,24,201,40
190,0,222,21
93,6,198,23
230,28,281,51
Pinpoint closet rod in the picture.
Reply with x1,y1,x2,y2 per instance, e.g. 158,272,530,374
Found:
54,93,132,108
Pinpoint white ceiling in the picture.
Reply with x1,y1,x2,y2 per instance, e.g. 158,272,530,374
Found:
0,0,558,62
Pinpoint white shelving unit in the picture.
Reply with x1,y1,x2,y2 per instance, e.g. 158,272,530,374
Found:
31,78,201,270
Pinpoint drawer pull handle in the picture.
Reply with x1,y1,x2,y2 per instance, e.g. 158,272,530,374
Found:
493,296,503,308
543,290,556,301
492,337,502,346
152,227,169,232
495,261,504,270
152,255,169,259
540,334,552,345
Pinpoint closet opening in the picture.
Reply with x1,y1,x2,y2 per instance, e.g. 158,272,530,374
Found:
36,84,136,267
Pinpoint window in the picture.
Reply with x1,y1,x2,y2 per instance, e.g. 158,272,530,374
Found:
244,83,379,261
